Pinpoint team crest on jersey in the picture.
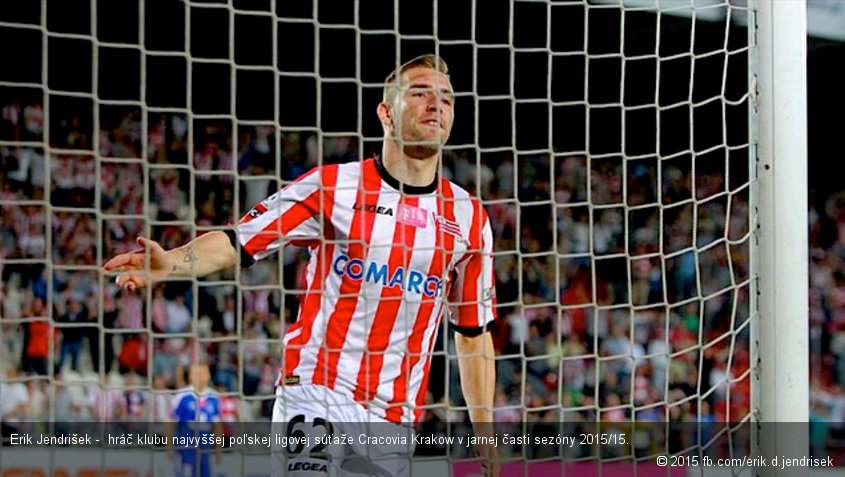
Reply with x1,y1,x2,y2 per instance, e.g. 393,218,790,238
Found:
432,214,463,239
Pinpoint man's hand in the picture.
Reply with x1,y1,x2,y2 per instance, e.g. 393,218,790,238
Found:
472,422,500,477
103,231,239,291
103,237,173,291
474,440,500,477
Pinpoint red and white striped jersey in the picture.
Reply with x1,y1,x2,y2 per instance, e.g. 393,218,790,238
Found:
234,158,496,424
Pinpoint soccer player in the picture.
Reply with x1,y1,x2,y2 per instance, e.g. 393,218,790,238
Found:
104,54,499,477
166,363,222,477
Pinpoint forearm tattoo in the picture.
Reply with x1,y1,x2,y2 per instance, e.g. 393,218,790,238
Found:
182,246,198,264
171,246,198,274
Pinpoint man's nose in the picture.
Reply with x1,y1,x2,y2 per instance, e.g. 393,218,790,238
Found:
425,91,440,109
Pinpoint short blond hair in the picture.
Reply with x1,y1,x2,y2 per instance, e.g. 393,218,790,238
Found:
382,54,450,105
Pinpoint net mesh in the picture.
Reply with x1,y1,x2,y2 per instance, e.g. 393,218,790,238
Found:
0,0,756,472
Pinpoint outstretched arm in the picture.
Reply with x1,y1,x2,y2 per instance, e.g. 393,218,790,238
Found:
105,165,328,291
104,231,238,291
166,231,239,277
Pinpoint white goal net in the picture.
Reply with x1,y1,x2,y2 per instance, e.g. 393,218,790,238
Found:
0,0,760,474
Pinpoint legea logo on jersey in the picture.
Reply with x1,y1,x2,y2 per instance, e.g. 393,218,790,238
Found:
332,254,443,297
353,202,393,216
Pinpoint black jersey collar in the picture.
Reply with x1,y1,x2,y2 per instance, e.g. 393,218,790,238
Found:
374,156,438,195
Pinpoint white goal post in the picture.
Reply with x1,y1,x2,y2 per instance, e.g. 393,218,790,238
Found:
754,0,810,473
753,0,809,423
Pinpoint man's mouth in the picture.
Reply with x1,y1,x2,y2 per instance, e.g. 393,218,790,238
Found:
421,120,441,129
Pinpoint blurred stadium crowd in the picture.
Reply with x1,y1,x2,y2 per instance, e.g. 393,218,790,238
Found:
0,98,775,448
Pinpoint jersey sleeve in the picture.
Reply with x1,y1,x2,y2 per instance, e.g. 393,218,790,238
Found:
207,396,222,422
448,202,497,336
170,393,186,421
231,167,325,266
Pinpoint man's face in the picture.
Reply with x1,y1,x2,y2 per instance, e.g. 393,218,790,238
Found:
191,364,210,390
393,67,455,156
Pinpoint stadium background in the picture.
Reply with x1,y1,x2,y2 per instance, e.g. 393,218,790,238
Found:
0,0,839,460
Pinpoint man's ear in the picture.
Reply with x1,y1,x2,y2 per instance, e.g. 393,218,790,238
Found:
377,102,393,130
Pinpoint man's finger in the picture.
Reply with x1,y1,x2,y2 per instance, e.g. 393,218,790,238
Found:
129,276,146,290
117,275,147,291
137,237,166,255
126,253,147,267
103,250,145,270
103,254,133,270
488,460,501,477
475,444,499,477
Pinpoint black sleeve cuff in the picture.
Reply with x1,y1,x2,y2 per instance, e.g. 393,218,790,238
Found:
224,229,255,268
449,321,495,337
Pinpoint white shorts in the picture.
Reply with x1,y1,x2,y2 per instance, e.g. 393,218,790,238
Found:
271,385,415,477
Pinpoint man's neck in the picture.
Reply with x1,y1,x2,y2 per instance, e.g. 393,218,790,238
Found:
381,139,439,187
